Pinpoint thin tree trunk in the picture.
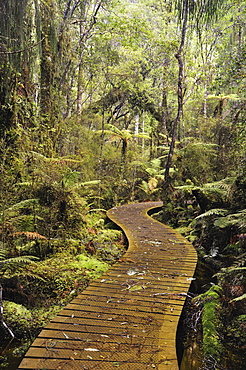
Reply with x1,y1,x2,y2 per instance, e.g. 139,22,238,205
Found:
163,0,188,193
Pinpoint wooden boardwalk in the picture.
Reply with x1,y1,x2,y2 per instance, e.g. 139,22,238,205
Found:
18,202,197,370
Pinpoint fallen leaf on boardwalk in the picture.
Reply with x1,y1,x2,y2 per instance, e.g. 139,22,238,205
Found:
129,284,147,292
168,239,180,244
113,362,120,367
84,348,99,351
118,258,136,263
127,268,139,276
162,361,172,365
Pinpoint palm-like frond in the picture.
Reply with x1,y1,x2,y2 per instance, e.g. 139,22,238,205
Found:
230,293,246,303
3,199,39,214
214,209,246,230
203,177,235,193
177,177,235,200
176,0,227,26
0,255,38,266
195,208,228,220
30,151,82,164
96,124,150,143
0,244,38,270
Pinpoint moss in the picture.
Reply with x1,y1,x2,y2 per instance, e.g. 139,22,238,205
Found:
194,285,223,360
2,301,62,339
76,254,109,278
25,252,110,305
3,301,32,338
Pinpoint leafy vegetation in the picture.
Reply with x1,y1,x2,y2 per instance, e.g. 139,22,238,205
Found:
0,0,246,369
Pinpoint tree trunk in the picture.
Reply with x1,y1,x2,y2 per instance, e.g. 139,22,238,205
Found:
163,0,188,196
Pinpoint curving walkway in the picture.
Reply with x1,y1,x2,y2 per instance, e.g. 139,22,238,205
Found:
18,202,197,370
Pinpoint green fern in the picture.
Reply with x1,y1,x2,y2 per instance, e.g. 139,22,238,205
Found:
71,180,100,190
0,199,38,222
214,209,246,230
176,177,235,200
196,208,228,220
230,293,246,303
0,244,38,271
214,267,246,282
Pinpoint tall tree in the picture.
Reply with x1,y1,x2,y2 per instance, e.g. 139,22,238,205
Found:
163,0,227,195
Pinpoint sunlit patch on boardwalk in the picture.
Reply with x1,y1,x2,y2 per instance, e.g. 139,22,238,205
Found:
18,202,197,370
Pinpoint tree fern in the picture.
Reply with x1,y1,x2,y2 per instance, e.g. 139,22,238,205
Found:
177,177,235,202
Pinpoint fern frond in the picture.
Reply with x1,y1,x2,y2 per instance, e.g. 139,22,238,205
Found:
134,133,150,140
10,271,46,281
214,210,246,229
0,248,5,259
0,255,38,265
5,199,39,213
104,124,122,135
196,208,228,220
30,151,81,165
175,185,197,192
177,178,235,199
230,293,246,303
203,177,235,194
72,180,100,190
30,151,48,160
13,232,47,240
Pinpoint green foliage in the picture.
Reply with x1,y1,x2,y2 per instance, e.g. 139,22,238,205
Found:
214,210,246,230
194,285,223,359
226,315,246,349
0,2,246,368
8,251,109,307
195,208,228,220
0,243,38,278
2,301,32,337
175,141,218,185
76,254,109,279
2,301,61,339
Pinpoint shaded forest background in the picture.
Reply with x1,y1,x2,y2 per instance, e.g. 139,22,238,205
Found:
0,1,245,369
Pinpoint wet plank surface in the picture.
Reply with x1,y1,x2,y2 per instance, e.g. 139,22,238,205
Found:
18,202,197,370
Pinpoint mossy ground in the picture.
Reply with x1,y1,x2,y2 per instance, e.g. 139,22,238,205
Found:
1,221,125,341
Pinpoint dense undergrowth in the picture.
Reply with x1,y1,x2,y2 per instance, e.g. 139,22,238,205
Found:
159,174,246,370
0,208,125,365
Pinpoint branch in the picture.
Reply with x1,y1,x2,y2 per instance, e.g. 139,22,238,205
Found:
0,37,45,55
